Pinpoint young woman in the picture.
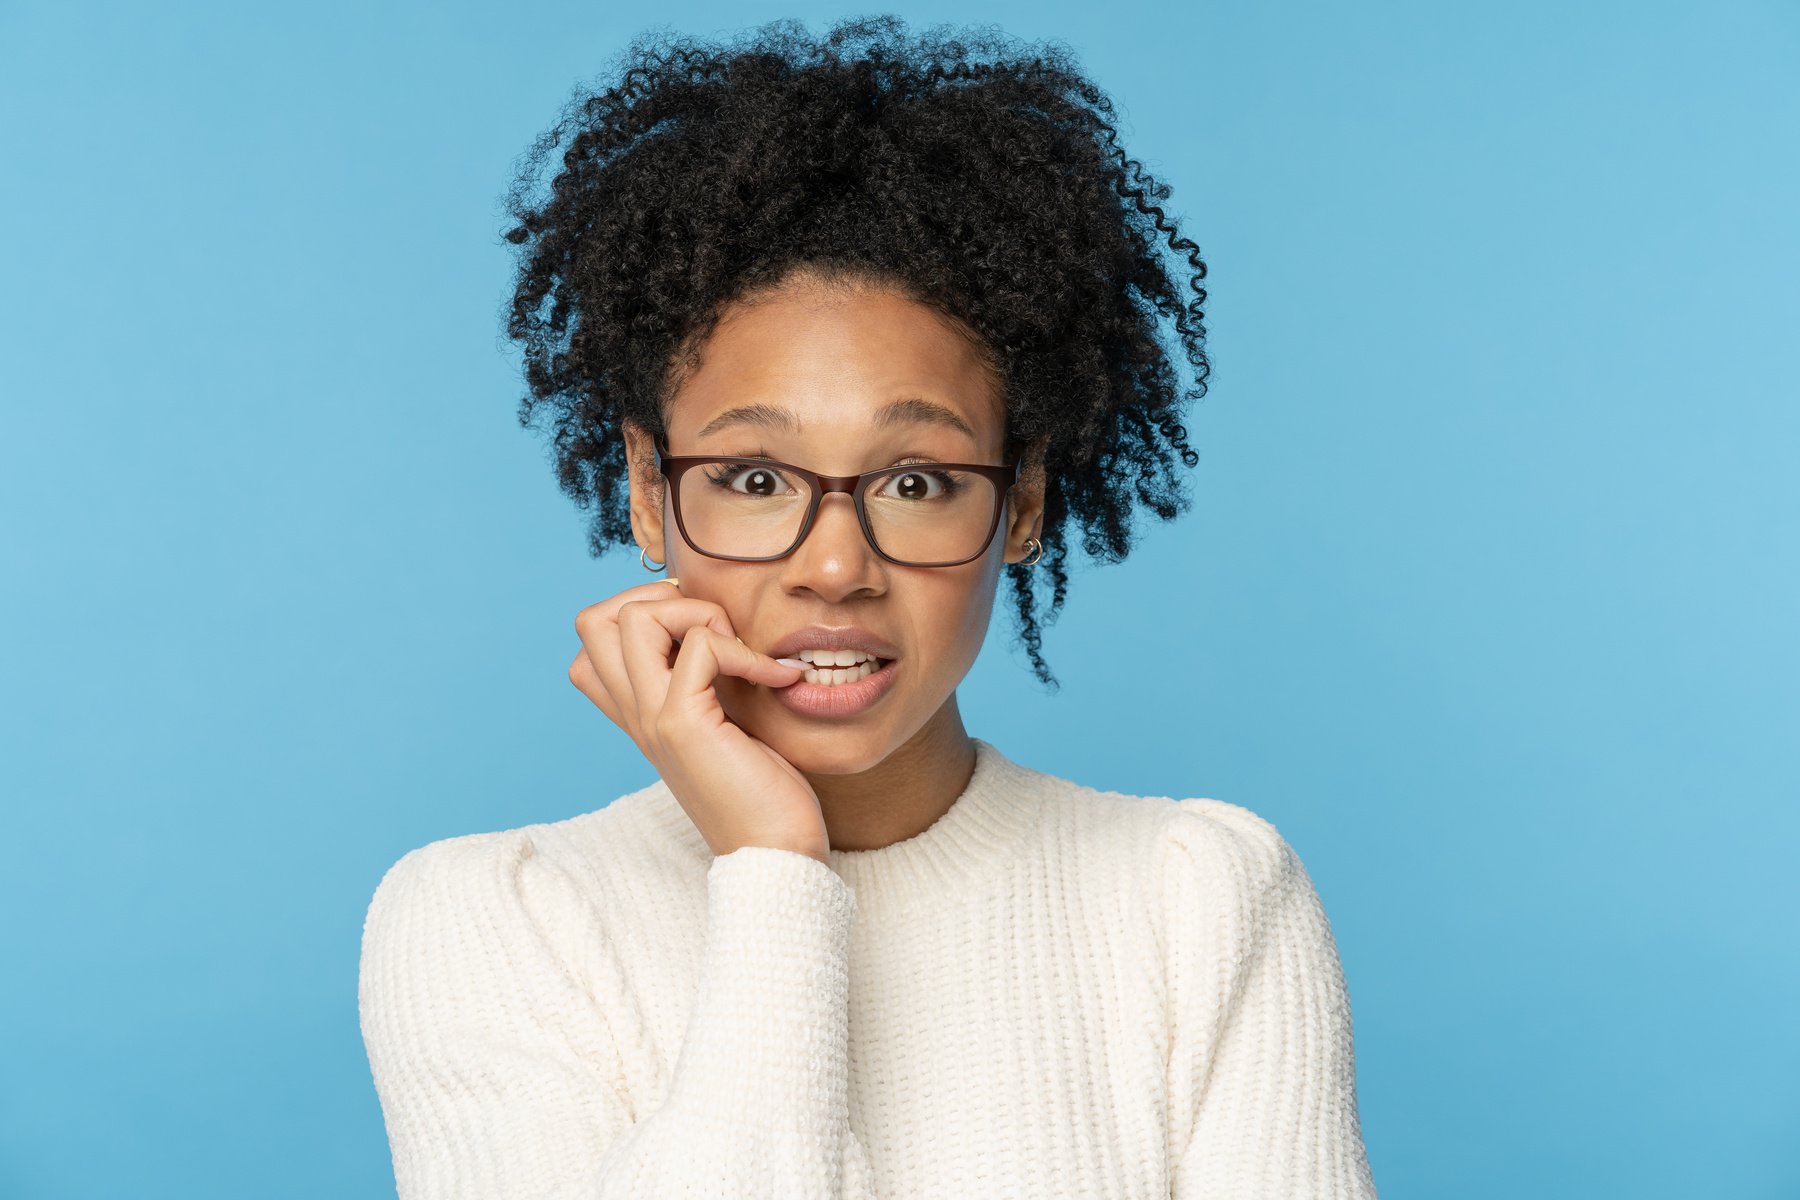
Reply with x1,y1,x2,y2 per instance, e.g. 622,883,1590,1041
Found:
359,16,1378,1199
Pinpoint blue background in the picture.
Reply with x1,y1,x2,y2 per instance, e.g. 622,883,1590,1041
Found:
2,2,1795,1197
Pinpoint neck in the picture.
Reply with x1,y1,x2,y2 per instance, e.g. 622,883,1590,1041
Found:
805,696,977,853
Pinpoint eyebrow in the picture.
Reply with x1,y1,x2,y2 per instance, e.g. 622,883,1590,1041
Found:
694,397,978,443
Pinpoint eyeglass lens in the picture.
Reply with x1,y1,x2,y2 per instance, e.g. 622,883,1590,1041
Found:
676,460,1001,564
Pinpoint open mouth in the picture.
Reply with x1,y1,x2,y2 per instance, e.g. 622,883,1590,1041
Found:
795,655,892,687
771,651,899,718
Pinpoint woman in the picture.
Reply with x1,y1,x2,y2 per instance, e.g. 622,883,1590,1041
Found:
359,16,1378,1199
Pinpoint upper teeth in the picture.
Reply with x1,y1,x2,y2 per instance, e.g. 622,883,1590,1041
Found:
798,648,878,666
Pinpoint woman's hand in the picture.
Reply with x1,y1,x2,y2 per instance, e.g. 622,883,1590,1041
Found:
568,579,825,862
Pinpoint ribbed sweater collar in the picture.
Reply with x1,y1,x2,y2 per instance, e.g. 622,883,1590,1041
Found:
637,737,1049,922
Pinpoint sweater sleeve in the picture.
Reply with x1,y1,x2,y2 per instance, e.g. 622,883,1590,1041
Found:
358,832,879,1199
1160,799,1378,1199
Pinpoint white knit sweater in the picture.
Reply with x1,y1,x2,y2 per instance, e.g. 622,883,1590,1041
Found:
358,737,1377,1199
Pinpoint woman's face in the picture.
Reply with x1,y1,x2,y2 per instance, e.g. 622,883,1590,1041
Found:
623,272,1045,777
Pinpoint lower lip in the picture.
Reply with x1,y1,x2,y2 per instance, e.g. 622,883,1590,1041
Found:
770,658,900,718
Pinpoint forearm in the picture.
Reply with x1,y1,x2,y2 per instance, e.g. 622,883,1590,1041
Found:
610,845,863,1193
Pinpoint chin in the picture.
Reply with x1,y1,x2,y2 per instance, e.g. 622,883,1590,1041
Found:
716,681,891,774
757,721,895,777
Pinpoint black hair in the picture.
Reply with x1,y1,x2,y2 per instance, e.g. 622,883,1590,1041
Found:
500,14,1209,689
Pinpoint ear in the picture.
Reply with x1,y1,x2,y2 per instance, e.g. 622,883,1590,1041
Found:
1002,434,1049,565
621,420,671,566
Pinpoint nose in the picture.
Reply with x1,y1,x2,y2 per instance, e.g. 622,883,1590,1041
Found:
779,491,886,601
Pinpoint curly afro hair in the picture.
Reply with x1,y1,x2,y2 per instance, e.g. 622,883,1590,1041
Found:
500,14,1209,690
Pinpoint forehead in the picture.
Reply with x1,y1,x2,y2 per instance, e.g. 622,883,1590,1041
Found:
664,281,1004,455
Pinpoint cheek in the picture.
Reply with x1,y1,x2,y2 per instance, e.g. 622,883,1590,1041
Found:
662,566,764,662
909,571,999,663
665,558,740,606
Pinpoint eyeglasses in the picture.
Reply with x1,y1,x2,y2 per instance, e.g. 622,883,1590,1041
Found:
655,443,1019,567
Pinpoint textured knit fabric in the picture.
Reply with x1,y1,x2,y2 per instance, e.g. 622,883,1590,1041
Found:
358,736,1378,1199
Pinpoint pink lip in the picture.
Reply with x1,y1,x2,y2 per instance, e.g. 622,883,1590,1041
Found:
770,657,900,719
765,623,902,662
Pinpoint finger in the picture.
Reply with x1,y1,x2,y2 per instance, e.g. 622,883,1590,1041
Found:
665,625,806,721
574,577,684,636
568,648,624,727
574,611,631,732
573,579,684,720
617,597,739,727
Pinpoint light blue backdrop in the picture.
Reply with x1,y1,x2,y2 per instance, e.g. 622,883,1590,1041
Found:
2,2,1794,1197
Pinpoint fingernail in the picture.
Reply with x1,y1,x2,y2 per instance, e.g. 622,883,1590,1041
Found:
775,657,809,669
663,577,680,587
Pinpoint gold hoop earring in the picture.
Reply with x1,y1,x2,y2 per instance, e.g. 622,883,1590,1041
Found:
640,545,667,572
1019,536,1043,566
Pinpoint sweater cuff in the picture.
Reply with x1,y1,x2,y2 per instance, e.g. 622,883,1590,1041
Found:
662,846,856,1135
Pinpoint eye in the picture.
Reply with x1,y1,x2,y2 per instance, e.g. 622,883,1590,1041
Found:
873,466,963,501
703,462,795,497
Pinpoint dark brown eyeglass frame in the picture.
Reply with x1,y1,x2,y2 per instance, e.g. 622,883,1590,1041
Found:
655,445,1020,567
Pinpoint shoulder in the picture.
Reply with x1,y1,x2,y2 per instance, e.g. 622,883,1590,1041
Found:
361,776,684,936
1158,796,1302,895
998,754,1299,890
1154,796,1347,985
1010,751,1288,864
355,820,653,1100
1003,762,1305,937
356,818,648,1052
358,827,558,984
363,828,518,925
359,800,661,976
1149,796,1327,958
